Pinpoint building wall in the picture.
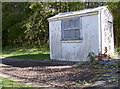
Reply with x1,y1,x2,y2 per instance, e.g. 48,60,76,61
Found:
49,13,99,61
61,14,99,61
101,8,114,55
49,20,62,60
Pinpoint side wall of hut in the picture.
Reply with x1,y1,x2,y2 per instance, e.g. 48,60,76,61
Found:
101,8,114,55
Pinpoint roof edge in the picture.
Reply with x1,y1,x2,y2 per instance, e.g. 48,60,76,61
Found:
105,5,114,19
48,6,108,21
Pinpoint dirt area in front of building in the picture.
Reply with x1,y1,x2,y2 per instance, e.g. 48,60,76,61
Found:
1,58,120,89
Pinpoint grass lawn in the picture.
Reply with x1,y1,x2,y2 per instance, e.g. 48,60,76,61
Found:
0,77,34,88
1,46,50,61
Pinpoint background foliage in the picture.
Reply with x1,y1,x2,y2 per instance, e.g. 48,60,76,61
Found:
2,2,120,48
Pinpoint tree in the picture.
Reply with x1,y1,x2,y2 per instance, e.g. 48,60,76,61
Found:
2,2,120,48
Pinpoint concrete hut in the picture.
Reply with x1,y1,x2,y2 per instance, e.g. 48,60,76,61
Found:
48,6,114,61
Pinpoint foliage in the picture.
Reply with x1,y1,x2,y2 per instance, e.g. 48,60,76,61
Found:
106,2,120,47
23,2,56,47
2,2,30,47
2,2,120,48
78,51,118,69
115,47,120,55
87,52,97,63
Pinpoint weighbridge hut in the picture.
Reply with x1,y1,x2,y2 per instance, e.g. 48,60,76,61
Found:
48,6,114,61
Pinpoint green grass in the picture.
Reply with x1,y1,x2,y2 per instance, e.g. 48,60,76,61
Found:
115,47,120,55
1,46,50,61
0,77,32,88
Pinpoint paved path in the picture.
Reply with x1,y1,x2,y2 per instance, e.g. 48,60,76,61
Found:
0,57,119,89
0,72,46,88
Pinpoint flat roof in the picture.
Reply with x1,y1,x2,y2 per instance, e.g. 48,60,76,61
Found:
48,5,109,20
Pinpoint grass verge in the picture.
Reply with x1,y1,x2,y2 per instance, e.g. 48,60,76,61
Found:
1,46,50,61
0,77,32,88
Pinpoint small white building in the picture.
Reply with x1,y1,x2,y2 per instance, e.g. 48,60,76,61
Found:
48,6,114,61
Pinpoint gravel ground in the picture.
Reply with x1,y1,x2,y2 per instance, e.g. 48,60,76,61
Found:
0,57,120,89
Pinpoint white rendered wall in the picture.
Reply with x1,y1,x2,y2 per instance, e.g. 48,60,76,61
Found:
49,14,99,61
101,8,114,55
49,20,62,60
61,14,99,61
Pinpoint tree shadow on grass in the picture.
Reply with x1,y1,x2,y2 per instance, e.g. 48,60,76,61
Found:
2,53,51,67
7,53,50,61
1,53,76,68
